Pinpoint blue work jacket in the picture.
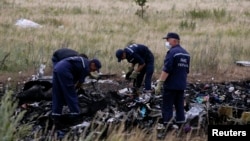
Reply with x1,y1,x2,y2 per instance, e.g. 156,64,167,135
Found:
162,45,190,90
124,44,154,65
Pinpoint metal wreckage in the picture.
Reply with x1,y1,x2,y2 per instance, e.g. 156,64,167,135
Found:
7,65,250,140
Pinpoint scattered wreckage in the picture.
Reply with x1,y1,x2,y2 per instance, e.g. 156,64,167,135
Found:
1,64,249,140
11,73,250,140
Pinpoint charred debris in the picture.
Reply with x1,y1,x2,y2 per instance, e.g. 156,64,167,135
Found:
0,69,250,140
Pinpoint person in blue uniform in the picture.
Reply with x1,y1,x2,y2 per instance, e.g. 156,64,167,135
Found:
115,43,154,93
155,32,190,126
52,56,101,127
52,48,88,66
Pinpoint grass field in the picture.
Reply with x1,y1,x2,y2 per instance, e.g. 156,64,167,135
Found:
0,0,250,140
1,0,250,82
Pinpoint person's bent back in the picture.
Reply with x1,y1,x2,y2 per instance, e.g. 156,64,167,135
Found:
52,48,79,66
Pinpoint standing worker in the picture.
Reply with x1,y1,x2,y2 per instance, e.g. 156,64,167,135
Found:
155,32,190,128
115,43,154,93
52,56,101,127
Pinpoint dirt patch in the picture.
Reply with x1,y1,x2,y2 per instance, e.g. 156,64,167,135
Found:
187,66,250,83
1,65,250,85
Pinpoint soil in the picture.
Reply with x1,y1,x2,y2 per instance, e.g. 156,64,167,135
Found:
1,65,250,85
187,66,250,83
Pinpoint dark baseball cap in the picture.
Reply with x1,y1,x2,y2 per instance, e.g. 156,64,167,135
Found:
162,32,180,40
90,58,102,72
115,49,124,62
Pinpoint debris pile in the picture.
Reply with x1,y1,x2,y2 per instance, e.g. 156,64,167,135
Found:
5,76,250,140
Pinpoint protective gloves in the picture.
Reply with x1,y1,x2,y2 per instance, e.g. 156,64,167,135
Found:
128,66,134,72
129,71,140,79
90,71,100,80
155,80,164,95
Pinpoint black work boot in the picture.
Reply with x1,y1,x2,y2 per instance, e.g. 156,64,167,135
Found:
68,114,83,126
52,115,63,130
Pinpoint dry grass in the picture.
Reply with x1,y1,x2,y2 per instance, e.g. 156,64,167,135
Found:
0,0,250,83
0,1,250,140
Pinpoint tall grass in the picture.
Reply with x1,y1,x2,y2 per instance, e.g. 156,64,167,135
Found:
0,0,249,80
0,91,29,140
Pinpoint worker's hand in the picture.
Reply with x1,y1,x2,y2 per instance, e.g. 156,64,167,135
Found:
90,71,100,79
155,80,164,95
128,66,134,72
129,71,139,79
75,82,83,89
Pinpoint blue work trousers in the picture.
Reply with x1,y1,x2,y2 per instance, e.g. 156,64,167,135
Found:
136,54,154,91
52,70,80,115
161,89,185,123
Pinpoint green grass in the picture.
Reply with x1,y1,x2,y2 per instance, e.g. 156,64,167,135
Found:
0,91,29,140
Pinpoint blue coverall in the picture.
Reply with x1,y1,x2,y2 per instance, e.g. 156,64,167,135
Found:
161,44,190,124
52,56,89,115
52,48,79,66
124,44,154,91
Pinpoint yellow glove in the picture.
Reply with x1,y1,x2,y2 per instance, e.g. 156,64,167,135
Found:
155,80,164,95
129,71,139,79
90,71,100,79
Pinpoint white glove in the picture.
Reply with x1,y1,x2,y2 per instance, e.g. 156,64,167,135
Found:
155,80,164,95
127,66,134,72
90,71,100,79
129,71,140,79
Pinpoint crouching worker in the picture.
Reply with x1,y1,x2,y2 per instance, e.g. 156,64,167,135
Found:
51,47,88,66
52,56,101,129
115,43,154,94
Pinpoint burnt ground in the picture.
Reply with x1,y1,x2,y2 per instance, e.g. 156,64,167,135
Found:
1,65,250,84
0,65,250,140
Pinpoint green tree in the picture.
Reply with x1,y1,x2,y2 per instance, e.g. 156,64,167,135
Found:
134,0,147,18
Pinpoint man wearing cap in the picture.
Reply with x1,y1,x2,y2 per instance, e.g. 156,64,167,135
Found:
52,56,102,127
115,43,154,93
155,32,190,127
